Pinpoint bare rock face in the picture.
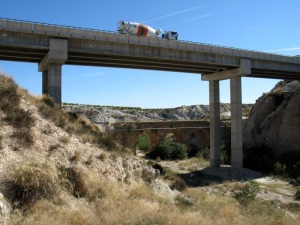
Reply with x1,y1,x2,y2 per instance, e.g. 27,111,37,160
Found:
243,81,300,157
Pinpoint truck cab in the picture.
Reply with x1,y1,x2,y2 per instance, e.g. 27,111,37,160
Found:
162,31,178,40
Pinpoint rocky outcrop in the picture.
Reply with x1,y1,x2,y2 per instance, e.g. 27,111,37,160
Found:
243,81,300,157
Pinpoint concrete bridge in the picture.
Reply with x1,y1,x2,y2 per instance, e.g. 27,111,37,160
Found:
1,18,300,170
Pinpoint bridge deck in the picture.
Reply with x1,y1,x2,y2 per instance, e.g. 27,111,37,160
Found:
1,18,300,79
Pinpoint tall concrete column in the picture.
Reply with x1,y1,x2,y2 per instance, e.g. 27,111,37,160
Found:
38,38,68,106
230,76,243,169
47,64,62,104
209,80,220,168
42,70,48,94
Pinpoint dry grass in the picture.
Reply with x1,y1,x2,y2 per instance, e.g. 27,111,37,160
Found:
178,157,210,171
36,95,118,151
5,164,300,225
0,74,35,147
4,162,59,209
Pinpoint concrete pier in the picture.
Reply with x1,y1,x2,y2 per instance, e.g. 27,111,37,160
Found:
38,38,68,105
209,80,221,167
230,76,243,169
202,59,251,169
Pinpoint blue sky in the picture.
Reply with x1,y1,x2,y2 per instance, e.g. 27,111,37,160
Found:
1,0,300,108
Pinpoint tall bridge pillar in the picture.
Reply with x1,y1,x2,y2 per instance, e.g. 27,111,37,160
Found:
38,38,68,105
202,59,251,169
209,80,221,167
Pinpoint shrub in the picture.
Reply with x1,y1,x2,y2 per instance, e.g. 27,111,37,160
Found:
0,74,35,147
233,181,260,206
136,132,151,151
59,166,105,201
170,177,187,191
196,147,210,160
220,140,231,165
58,135,70,144
0,75,21,111
273,161,287,176
149,141,188,160
170,142,188,160
98,152,107,161
6,162,58,208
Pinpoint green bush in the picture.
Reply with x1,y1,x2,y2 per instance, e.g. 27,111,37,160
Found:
136,132,151,151
170,142,188,160
196,147,210,160
234,181,260,206
148,141,188,160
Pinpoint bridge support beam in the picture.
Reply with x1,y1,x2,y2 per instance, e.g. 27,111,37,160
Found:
39,38,68,105
202,59,251,170
209,80,221,167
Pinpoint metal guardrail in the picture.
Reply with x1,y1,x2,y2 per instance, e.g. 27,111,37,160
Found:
0,17,296,58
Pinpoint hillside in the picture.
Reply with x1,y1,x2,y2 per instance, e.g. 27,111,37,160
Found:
62,103,254,124
0,73,299,225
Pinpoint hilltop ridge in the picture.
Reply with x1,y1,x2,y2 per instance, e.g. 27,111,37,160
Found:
62,103,253,124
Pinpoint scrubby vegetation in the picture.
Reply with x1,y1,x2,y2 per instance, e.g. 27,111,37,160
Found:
37,95,117,151
0,73,299,225
136,132,151,151
148,141,188,160
0,75,35,146
234,181,260,206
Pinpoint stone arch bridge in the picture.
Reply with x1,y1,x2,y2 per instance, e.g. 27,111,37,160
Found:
112,121,230,155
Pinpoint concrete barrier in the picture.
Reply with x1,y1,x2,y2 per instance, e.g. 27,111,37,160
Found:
175,42,185,50
157,39,168,48
105,32,119,43
95,31,107,41
71,29,84,39
82,29,95,40
202,45,212,53
167,40,178,49
194,44,204,52
148,38,159,47
0,19,4,31
59,27,72,38
18,22,32,33
185,43,197,52
45,25,59,36
32,24,47,35
137,36,149,46
5,21,19,32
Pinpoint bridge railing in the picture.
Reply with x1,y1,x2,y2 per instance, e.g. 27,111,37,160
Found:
1,17,299,62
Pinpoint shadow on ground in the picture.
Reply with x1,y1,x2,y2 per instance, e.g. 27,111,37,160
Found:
178,167,264,187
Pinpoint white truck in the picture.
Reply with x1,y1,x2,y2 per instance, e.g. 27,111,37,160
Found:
117,21,178,40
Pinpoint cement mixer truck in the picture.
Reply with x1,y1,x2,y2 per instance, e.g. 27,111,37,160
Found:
117,21,178,40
